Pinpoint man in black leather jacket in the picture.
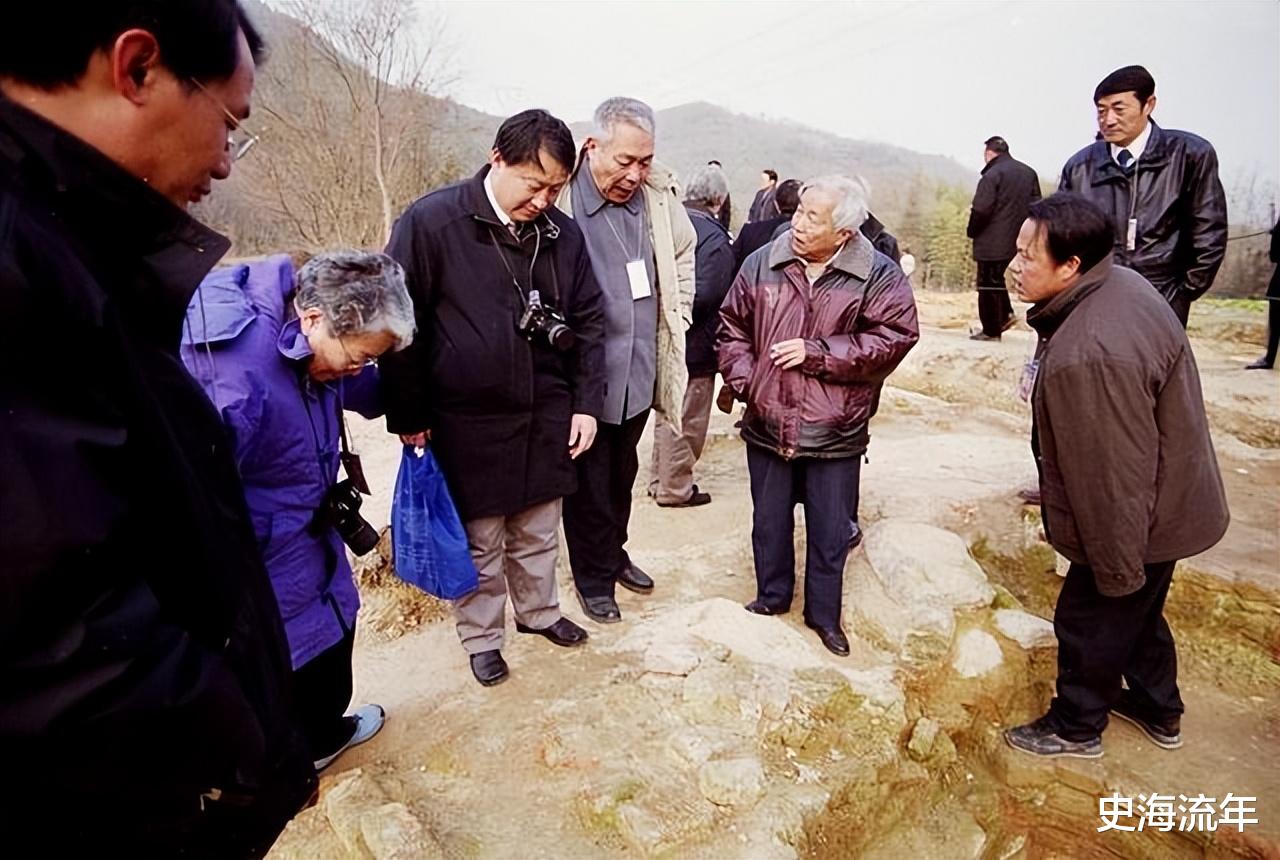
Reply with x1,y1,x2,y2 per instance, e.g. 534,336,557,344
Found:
1059,65,1227,327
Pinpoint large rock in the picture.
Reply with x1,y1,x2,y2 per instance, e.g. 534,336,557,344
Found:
359,803,442,860
951,629,1004,678
993,609,1056,650
699,757,766,807
863,521,995,610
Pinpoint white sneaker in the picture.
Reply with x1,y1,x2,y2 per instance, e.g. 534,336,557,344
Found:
314,703,386,772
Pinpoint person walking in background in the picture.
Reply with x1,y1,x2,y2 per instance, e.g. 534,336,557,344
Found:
182,252,414,768
381,110,605,687
967,135,1041,340
1059,65,1227,328
558,96,695,625
1002,193,1228,759
1245,218,1279,369
649,164,736,507
748,168,781,222
719,176,919,656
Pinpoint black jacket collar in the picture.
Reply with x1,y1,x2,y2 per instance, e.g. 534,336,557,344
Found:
980,153,1009,175
1026,254,1115,337
1085,121,1170,186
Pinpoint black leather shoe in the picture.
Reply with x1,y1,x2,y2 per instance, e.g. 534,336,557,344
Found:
744,598,789,616
848,520,863,550
469,650,509,686
574,590,622,623
617,563,654,594
805,619,850,656
656,484,712,508
516,616,589,647
1245,356,1274,370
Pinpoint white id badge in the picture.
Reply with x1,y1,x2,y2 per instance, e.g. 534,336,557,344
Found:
626,259,651,300
1016,358,1040,403
1126,218,1138,251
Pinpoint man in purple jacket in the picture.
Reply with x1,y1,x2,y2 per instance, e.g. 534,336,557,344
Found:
183,251,415,770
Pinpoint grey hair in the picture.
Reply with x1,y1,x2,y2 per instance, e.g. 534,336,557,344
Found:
800,175,871,233
295,250,416,350
685,164,729,208
592,96,656,143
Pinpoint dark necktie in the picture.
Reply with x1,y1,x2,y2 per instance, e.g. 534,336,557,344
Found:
1117,148,1135,175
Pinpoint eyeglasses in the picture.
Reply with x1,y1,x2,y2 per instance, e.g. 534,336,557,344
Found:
189,78,260,161
338,337,378,370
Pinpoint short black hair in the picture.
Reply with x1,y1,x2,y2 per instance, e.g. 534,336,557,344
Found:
0,2,264,89
707,159,722,167
1027,193,1113,273
493,109,576,174
1094,65,1155,105
775,179,802,215
762,169,778,182
984,136,1009,154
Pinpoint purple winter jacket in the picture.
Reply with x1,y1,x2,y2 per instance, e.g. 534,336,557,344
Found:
181,256,380,669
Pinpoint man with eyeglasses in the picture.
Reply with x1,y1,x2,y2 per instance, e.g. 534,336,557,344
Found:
1,2,315,856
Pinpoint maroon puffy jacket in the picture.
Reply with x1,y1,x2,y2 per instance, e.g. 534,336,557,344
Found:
717,231,919,459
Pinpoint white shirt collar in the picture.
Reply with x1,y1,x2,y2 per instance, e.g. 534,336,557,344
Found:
1110,120,1152,165
483,170,513,227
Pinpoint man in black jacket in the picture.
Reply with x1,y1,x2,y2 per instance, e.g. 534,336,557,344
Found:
649,164,736,507
0,3,316,855
381,110,605,687
1059,65,1228,327
734,178,801,271
747,168,780,222
967,136,1041,339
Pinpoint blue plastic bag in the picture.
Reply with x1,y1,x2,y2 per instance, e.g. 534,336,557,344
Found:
391,446,478,600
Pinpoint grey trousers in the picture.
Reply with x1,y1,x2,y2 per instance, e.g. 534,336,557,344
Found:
648,375,715,504
455,498,562,654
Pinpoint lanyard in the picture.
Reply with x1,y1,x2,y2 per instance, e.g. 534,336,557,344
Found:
603,204,644,260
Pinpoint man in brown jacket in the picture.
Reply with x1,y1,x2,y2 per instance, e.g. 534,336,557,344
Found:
1003,193,1229,759
718,175,919,656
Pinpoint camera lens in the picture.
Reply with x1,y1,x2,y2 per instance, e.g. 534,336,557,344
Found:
546,322,575,351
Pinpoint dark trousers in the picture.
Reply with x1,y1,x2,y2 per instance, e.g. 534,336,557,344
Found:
1049,559,1183,740
292,630,356,759
976,258,1014,336
1263,299,1280,364
564,407,650,598
747,445,861,629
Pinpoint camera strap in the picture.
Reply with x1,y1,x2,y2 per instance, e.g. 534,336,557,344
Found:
488,217,563,308
337,405,370,495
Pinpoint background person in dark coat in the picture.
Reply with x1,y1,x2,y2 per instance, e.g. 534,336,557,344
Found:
708,159,732,231
1059,65,1228,328
1003,194,1228,760
381,110,605,687
966,135,1041,339
0,3,317,855
734,178,801,270
649,164,736,506
747,168,781,222
1245,218,1280,369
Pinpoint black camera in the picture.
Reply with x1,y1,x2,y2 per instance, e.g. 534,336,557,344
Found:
518,289,575,352
314,478,380,556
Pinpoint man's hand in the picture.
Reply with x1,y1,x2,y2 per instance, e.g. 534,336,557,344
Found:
568,414,597,459
398,429,431,449
769,338,808,369
716,384,737,414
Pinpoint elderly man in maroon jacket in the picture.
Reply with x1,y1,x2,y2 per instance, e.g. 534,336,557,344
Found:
718,175,920,656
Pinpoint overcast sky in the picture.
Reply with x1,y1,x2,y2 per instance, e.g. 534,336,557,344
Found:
400,0,1278,218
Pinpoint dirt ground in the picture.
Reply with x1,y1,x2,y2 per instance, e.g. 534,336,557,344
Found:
276,292,1278,858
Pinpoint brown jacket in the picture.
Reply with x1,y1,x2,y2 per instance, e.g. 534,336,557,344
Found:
717,231,919,459
1028,255,1229,596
